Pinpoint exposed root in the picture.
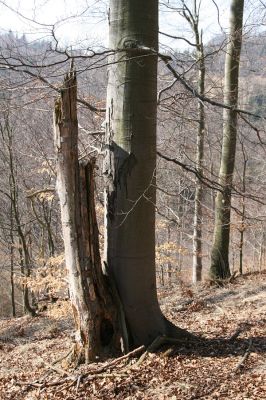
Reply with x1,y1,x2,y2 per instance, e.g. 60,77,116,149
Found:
60,343,84,369
165,318,199,342
207,271,238,287
130,332,199,368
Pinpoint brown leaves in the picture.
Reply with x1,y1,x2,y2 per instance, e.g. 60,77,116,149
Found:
0,273,266,399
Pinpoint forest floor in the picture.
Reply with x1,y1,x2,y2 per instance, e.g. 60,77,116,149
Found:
0,271,265,400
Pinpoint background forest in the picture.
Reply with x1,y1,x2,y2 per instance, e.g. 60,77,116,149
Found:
0,0,265,317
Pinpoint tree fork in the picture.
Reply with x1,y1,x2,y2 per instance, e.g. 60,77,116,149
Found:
54,66,127,363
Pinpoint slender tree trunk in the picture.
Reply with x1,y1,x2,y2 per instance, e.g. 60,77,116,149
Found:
5,119,36,316
258,231,265,272
10,205,16,317
167,223,172,284
210,0,244,279
55,69,125,362
239,145,247,275
239,225,244,274
17,228,36,316
104,0,190,347
192,27,205,283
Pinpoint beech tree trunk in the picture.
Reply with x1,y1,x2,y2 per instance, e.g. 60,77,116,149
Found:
55,69,125,362
10,206,16,317
239,140,247,275
104,0,189,346
210,0,244,279
191,2,205,283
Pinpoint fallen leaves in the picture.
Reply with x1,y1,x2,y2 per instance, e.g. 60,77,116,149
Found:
0,272,265,399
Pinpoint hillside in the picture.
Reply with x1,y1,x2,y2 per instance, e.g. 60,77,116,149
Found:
0,272,265,399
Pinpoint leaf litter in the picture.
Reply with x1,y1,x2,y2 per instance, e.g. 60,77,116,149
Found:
0,272,265,399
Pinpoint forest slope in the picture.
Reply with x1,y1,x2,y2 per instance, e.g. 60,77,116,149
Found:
0,272,265,399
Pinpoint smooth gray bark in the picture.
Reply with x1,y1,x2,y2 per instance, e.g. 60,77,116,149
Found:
10,205,16,317
190,2,205,283
104,0,189,346
210,0,244,279
239,140,247,275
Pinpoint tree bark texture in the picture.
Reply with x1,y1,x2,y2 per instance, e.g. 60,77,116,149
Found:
104,0,189,346
210,0,244,279
55,69,125,362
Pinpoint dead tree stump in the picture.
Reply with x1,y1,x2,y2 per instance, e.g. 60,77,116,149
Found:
54,66,127,363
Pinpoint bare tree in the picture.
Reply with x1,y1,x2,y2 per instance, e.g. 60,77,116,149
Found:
103,0,192,346
210,0,245,279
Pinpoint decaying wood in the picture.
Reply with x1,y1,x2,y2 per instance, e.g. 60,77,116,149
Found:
54,65,126,363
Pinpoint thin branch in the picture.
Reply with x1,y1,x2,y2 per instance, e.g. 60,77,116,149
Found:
26,187,55,198
157,151,266,206
0,64,105,113
234,339,253,372
157,78,178,103
159,31,197,47
160,56,266,120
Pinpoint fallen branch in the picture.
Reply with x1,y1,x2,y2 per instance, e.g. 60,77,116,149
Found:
88,344,145,374
16,345,145,391
234,339,253,372
229,327,243,341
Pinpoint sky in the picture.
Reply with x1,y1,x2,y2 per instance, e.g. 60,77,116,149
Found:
0,0,263,51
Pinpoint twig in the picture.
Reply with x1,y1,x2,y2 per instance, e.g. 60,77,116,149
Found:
234,339,253,372
17,382,43,388
76,375,82,393
89,345,145,374
52,345,75,365
83,372,128,383
43,360,71,377
17,377,73,388
26,187,55,198
214,304,226,314
229,328,243,341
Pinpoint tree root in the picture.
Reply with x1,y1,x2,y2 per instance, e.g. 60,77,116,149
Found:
130,332,199,368
165,318,199,342
17,331,198,392
207,271,238,287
